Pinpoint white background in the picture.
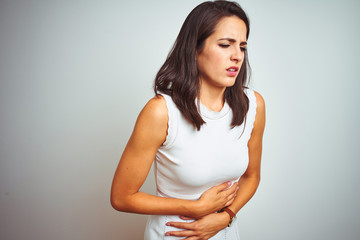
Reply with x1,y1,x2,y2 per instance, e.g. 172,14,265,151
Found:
1,0,359,239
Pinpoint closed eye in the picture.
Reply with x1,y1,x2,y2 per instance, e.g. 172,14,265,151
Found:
240,47,247,52
219,44,230,48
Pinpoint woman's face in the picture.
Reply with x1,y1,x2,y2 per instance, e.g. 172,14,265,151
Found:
196,16,247,92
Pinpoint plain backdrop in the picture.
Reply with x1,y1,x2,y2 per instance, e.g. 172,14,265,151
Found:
1,0,359,239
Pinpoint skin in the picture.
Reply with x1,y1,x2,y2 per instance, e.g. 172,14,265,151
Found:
111,15,265,240
196,16,248,111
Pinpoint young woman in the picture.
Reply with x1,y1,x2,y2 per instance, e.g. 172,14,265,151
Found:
111,1,265,239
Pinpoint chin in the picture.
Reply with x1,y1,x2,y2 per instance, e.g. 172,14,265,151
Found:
207,77,237,89
224,79,237,87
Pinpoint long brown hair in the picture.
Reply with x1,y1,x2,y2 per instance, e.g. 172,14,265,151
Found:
154,0,251,130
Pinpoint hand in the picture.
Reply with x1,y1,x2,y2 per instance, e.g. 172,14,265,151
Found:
165,212,230,240
196,181,238,217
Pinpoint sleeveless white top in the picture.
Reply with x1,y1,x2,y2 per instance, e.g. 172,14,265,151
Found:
144,89,257,240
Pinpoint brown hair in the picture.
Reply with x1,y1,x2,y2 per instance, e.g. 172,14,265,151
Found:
154,0,251,130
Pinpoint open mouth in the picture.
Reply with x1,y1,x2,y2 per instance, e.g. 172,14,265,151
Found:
226,66,239,76
226,66,239,72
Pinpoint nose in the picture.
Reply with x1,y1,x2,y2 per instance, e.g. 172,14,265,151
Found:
230,48,242,63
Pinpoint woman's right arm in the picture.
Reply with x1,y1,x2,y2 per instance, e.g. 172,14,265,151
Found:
110,95,237,218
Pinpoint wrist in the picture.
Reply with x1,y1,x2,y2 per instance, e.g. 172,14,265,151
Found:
217,211,231,228
191,199,205,218
218,207,237,227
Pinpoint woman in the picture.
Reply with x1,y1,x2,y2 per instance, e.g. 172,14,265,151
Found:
111,1,265,239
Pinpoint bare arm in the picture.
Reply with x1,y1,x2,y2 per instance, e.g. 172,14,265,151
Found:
110,95,237,218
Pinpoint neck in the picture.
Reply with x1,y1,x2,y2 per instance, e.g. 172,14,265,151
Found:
198,81,226,112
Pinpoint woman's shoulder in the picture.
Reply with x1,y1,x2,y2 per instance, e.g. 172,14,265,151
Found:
253,90,265,111
243,89,265,132
134,95,168,135
130,95,169,146
140,95,168,122
244,88,265,111
251,90,265,132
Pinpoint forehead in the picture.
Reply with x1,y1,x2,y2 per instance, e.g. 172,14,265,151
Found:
211,16,247,41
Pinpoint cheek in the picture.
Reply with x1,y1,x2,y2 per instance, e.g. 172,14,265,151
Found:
210,49,226,63
200,58,221,77
204,53,226,71
197,48,227,75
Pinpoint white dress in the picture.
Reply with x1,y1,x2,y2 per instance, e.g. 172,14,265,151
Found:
144,89,257,240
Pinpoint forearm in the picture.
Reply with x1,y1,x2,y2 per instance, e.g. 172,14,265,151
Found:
111,191,204,218
111,180,238,218
227,175,260,214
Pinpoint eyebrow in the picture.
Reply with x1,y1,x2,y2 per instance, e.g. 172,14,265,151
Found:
218,38,247,46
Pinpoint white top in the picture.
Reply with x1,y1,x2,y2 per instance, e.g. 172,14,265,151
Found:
144,88,257,240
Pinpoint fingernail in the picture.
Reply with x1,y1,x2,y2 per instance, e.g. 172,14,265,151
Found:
166,222,170,226
165,232,170,236
227,181,231,185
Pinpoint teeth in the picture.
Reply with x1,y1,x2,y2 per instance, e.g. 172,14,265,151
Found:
228,69,236,72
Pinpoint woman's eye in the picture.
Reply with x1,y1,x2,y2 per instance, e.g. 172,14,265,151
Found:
219,44,230,48
240,47,247,52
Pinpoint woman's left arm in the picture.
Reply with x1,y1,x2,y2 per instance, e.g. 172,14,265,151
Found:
166,91,266,239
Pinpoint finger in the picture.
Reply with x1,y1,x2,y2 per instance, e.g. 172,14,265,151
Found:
182,237,199,240
227,187,238,200
224,197,235,207
165,230,196,237
212,181,232,192
166,221,196,230
180,216,196,220
221,182,238,196
225,193,235,205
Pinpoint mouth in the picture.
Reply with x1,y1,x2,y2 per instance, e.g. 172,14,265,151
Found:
226,66,239,76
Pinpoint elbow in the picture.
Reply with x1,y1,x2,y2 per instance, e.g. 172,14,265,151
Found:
250,175,261,186
110,194,121,211
242,173,261,184
110,193,129,212
255,175,261,189
111,184,138,212
255,175,261,185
